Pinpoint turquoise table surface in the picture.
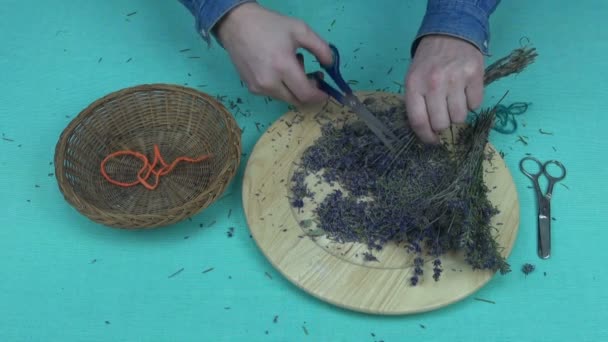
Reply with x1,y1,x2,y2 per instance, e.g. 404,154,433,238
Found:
1,1,607,341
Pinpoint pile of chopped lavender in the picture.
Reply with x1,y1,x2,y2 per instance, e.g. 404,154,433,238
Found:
289,46,538,285
290,99,511,285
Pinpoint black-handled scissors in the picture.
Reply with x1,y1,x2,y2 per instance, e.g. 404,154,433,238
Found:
309,44,399,153
519,156,567,259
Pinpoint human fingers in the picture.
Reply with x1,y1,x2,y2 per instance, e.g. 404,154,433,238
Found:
281,54,328,104
296,52,304,69
245,68,300,106
405,90,439,144
291,21,333,65
272,82,301,107
425,88,451,133
447,88,468,124
465,76,484,111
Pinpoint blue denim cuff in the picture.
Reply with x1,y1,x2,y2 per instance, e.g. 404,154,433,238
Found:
411,0,500,57
180,0,257,46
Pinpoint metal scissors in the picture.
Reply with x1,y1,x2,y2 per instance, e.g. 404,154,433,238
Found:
310,44,399,153
519,156,567,259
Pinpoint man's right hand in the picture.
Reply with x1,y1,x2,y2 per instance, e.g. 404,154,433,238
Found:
215,3,333,107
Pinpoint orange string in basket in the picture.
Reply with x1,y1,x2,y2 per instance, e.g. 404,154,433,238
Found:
100,144,212,190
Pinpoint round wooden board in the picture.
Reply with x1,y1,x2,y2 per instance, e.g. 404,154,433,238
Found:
242,92,519,315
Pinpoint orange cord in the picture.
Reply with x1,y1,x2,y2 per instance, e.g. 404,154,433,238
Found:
100,144,212,190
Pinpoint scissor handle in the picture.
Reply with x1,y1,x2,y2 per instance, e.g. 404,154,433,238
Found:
520,156,566,196
319,44,352,95
542,160,567,182
310,73,345,104
519,156,544,180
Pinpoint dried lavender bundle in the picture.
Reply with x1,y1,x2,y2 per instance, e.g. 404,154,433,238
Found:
483,47,538,85
289,46,536,284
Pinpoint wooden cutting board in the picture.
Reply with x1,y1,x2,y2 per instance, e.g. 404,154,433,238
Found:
242,91,519,315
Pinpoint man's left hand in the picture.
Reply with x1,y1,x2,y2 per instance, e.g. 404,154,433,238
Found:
404,34,485,144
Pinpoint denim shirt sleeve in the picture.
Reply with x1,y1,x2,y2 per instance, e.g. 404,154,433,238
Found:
178,0,257,46
411,0,501,57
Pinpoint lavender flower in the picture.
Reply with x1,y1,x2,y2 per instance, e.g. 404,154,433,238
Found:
289,100,512,285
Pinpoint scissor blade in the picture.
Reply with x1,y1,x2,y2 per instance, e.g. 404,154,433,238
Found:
537,196,552,259
538,215,551,259
344,95,398,152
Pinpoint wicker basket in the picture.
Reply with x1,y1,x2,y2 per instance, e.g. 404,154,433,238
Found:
54,84,241,229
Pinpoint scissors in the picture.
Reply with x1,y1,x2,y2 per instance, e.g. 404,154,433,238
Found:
310,44,399,153
519,156,567,259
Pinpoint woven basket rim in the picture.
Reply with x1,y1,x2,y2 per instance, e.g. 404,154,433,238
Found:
54,83,242,227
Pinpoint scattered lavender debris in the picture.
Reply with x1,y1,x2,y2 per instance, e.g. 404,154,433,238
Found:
289,97,511,285
362,251,378,262
522,263,535,275
474,297,496,304
168,268,184,278
516,135,528,145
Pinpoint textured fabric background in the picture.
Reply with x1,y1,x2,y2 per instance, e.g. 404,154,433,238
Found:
1,1,606,341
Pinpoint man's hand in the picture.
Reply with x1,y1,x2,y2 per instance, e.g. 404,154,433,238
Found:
404,34,485,144
215,3,332,107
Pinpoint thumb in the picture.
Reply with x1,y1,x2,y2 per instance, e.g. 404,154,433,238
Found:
292,23,333,66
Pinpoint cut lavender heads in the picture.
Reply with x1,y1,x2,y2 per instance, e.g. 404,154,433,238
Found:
285,47,537,285
290,100,511,285
522,263,535,275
